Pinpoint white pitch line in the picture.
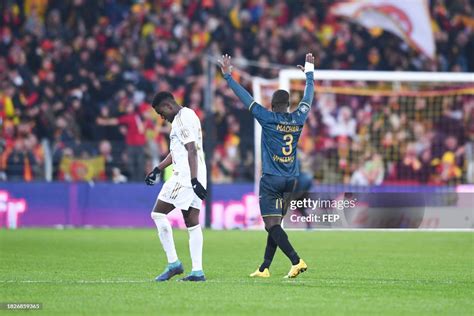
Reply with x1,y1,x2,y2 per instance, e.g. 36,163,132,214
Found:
0,280,261,284
0,280,151,284
0,279,463,285
0,279,313,285
286,228,474,232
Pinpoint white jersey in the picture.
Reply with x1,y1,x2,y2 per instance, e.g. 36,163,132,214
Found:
169,107,207,187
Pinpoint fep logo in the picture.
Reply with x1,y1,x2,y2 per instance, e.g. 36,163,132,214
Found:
0,191,27,229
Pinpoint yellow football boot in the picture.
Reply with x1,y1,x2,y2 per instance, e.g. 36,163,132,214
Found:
284,259,308,278
249,268,270,278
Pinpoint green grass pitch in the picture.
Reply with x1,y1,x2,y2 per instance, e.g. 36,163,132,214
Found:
0,229,472,315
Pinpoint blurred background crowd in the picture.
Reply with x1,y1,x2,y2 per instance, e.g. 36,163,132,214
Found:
0,0,473,184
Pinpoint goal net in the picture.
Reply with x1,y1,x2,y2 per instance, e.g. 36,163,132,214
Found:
253,70,474,188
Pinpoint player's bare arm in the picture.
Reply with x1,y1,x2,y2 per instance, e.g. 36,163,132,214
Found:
185,142,198,180
96,117,119,126
145,153,172,185
158,153,172,171
296,53,315,72
185,142,207,199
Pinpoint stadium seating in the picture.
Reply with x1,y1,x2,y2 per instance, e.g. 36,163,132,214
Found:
0,0,472,183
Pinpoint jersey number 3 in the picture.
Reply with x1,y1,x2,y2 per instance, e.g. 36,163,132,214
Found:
282,134,293,156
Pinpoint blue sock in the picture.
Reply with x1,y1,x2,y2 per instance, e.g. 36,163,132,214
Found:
168,260,181,269
190,270,204,276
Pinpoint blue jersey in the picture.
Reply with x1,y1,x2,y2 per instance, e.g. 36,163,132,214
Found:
224,71,314,177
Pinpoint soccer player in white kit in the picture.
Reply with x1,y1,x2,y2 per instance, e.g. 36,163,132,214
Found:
146,91,207,282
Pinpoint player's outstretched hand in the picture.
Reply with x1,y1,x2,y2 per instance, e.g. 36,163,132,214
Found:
218,54,233,75
297,53,315,72
145,167,160,186
191,178,207,200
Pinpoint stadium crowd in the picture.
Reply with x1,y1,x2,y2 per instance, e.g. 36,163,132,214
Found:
1,0,472,184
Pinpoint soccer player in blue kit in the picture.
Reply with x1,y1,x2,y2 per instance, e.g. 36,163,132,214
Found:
219,53,315,278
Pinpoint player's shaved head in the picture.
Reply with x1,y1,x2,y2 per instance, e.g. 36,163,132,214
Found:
271,89,290,113
151,91,180,122
152,91,175,109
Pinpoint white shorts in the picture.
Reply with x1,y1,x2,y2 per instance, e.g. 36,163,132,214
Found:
157,179,202,211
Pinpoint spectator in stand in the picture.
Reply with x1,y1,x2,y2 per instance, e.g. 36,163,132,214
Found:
419,149,435,183
112,167,128,184
6,138,36,181
98,139,121,181
435,152,462,185
1,0,472,184
397,143,423,181
97,102,146,181
322,106,357,138
351,153,384,186
441,135,465,167
212,144,237,183
24,133,43,179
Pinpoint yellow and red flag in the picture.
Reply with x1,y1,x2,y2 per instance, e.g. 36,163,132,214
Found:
331,0,435,59
60,156,105,181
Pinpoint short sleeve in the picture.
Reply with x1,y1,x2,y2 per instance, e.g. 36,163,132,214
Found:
175,109,197,145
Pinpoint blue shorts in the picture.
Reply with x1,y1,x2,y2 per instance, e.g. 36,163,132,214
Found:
259,173,297,217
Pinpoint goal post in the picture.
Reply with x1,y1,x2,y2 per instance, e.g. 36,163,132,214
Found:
279,70,474,87
252,70,474,189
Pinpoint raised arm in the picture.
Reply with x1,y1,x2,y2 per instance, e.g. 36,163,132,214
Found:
297,53,315,108
218,54,256,109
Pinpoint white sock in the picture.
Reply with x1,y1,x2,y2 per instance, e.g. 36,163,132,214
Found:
188,224,203,271
151,212,178,264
